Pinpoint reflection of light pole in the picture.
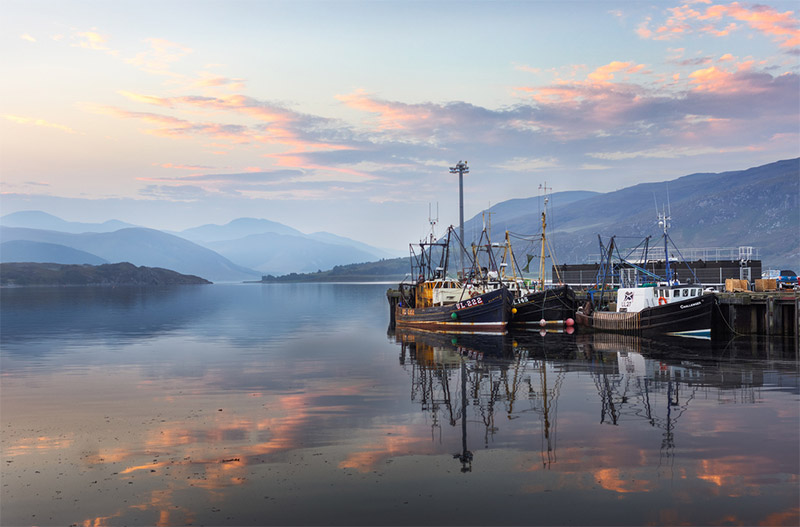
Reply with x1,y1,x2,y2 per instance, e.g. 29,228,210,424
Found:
449,160,469,274
453,358,473,472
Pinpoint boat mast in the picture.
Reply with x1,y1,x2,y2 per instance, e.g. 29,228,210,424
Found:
538,183,551,291
505,231,518,283
658,204,672,284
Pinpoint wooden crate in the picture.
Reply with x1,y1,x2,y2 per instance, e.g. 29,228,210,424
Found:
754,278,777,292
725,278,750,292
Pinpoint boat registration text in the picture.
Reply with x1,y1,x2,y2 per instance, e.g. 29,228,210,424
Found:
456,297,483,310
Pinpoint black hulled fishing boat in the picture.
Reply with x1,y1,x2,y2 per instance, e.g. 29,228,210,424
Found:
575,206,716,338
395,227,512,333
478,190,577,328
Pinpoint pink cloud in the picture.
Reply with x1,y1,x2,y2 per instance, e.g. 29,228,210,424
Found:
336,89,432,131
155,163,216,170
639,2,800,49
126,38,192,77
587,61,647,83
189,73,246,91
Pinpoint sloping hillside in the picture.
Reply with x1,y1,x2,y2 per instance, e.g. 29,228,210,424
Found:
178,217,303,242
206,232,381,275
0,240,108,265
464,158,799,269
0,227,259,282
0,211,136,233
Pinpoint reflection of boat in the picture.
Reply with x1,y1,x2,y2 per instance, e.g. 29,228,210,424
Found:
394,227,512,333
575,206,716,338
392,328,784,477
393,328,563,470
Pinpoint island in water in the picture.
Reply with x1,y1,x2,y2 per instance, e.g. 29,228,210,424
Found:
0,262,212,286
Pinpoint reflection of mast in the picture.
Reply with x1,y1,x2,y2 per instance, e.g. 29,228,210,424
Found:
453,358,473,472
527,358,564,469
586,339,700,468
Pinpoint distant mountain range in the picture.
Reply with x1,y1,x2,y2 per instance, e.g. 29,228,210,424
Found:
0,226,257,282
0,210,137,233
463,158,799,270
1,158,797,281
174,218,401,274
0,213,404,281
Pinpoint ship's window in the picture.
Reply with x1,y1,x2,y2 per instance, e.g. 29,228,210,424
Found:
683,289,689,297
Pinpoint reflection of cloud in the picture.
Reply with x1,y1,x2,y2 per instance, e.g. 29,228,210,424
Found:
338,425,423,472
594,467,654,493
760,508,800,526
5,434,73,457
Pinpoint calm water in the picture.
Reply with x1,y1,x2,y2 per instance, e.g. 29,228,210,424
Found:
1,283,798,526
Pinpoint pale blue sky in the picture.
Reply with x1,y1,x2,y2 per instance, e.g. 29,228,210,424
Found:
1,0,798,248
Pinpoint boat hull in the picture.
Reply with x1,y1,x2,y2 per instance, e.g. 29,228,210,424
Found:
511,285,576,326
395,287,512,333
576,294,716,337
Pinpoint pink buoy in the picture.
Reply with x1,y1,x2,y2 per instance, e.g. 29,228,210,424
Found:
539,318,547,327
566,325,575,335
566,318,574,327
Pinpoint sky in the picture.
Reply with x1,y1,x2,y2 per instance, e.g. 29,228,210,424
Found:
1,0,798,250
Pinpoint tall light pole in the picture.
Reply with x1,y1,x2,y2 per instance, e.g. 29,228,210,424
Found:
449,160,469,274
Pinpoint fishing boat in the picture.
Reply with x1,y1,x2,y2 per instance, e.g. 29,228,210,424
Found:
575,206,716,338
478,189,577,328
394,226,513,333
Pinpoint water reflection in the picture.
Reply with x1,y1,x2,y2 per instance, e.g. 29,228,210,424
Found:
392,328,799,500
1,285,797,526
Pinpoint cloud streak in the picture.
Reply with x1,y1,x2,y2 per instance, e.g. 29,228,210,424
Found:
4,115,80,134
638,2,800,50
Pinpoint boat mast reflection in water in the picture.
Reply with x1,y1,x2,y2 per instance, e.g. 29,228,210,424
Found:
393,328,565,472
393,328,785,475
575,332,771,470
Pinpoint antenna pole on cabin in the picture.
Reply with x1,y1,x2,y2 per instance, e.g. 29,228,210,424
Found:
449,160,469,275
658,205,672,283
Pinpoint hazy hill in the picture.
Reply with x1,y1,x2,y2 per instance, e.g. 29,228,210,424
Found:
306,231,400,260
0,240,108,265
463,158,799,270
0,262,211,286
206,232,381,275
260,256,410,282
0,210,136,233
177,217,403,274
0,227,259,282
178,217,303,243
